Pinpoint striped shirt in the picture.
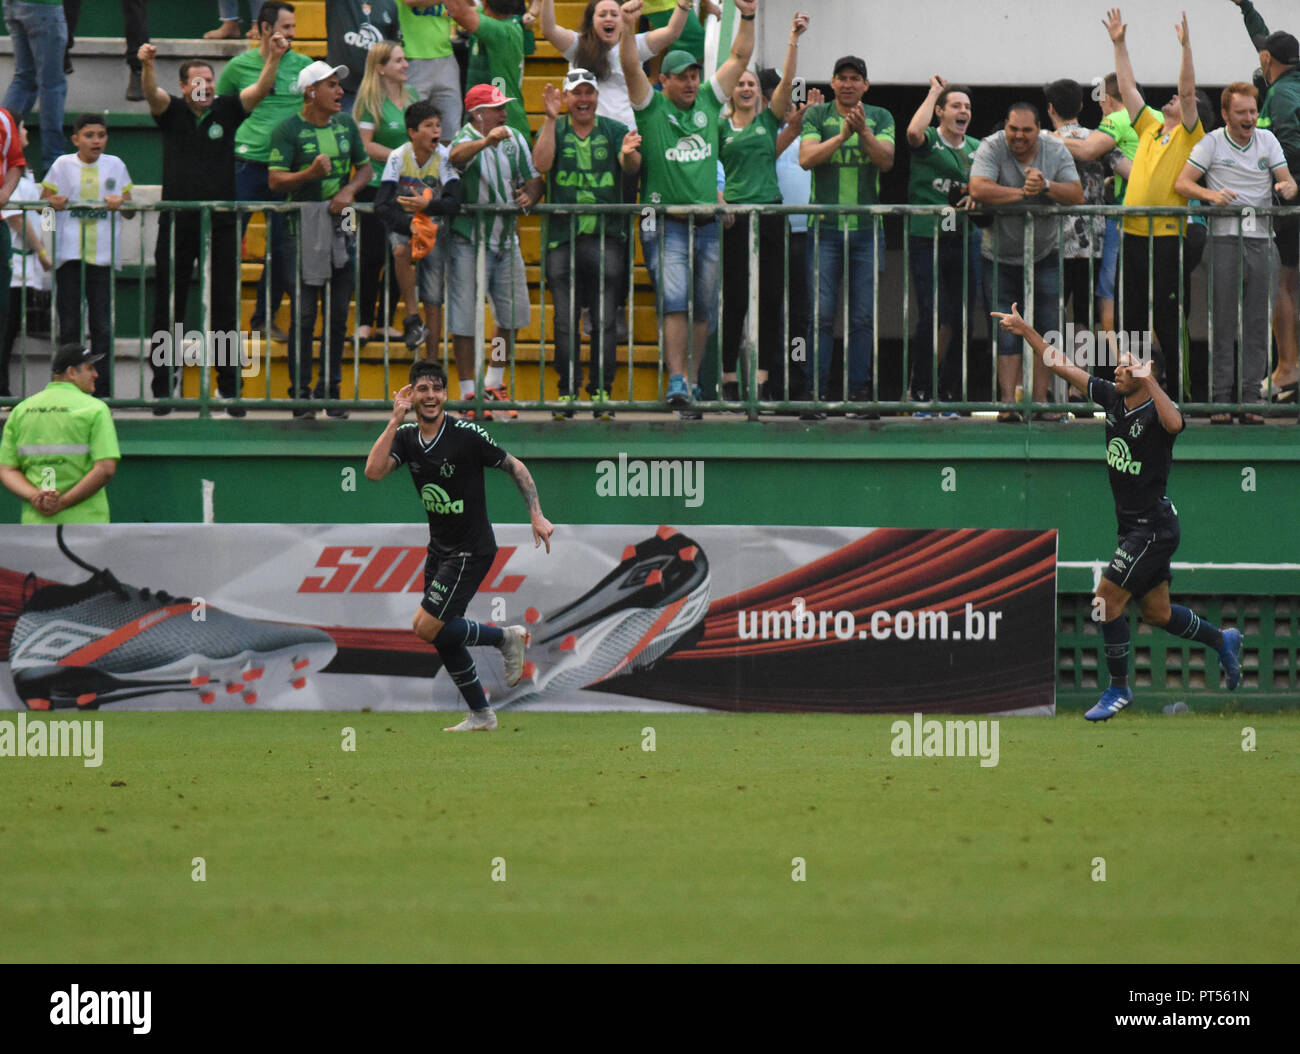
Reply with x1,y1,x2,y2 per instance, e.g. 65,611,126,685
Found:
449,123,538,252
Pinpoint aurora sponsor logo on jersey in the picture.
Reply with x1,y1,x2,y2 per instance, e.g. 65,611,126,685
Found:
1107,436,1143,475
421,483,464,515
664,134,712,163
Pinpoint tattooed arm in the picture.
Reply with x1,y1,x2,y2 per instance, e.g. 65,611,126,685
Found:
502,454,554,552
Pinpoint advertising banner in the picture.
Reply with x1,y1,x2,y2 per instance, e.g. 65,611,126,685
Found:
0,525,1056,715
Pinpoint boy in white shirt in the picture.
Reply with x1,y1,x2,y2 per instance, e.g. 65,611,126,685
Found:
1176,82,1298,422
374,101,462,361
40,114,134,397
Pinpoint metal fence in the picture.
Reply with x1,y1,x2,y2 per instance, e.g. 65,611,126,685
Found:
3,199,1297,419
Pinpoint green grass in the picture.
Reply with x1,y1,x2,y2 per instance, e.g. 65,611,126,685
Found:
1,712,1297,963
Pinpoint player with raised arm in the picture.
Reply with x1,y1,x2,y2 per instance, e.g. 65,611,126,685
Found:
365,359,555,731
991,303,1242,721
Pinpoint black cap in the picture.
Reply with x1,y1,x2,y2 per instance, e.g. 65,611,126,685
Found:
52,344,104,374
1253,30,1299,66
832,55,867,80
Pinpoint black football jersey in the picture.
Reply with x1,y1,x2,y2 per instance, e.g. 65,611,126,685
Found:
390,416,508,557
1088,377,1182,530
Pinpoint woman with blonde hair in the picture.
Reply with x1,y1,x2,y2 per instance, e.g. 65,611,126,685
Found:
354,42,418,345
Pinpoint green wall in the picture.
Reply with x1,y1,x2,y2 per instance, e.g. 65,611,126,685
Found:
30,418,1295,597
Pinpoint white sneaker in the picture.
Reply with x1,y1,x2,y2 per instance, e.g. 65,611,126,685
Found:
499,625,530,686
443,707,498,732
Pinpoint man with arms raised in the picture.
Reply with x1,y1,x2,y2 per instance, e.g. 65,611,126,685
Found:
365,360,554,731
618,0,758,412
991,303,1241,721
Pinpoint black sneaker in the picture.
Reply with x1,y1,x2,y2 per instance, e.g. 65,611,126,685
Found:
325,406,349,420
402,313,429,350
126,69,143,102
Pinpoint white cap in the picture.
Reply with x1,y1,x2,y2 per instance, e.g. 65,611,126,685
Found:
296,60,348,94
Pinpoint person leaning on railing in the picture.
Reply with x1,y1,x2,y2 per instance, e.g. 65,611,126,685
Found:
447,84,544,419
1105,7,1204,401
905,75,982,416
718,11,808,405
267,61,373,419
968,101,1081,421
139,38,287,417
354,41,418,347
619,0,758,414
798,53,894,412
40,114,135,400
533,70,642,420
217,1,314,342
374,100,462,363
1175,81,1299,424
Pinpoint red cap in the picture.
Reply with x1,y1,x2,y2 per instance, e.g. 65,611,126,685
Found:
464,83,516,112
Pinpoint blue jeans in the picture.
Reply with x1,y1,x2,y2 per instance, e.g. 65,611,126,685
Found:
992,257,1060,357
236,161,296,326
2,0,68,176
812,223,883,396
641,218,720,331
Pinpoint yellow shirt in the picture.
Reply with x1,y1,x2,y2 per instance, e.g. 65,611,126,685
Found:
1122,106,1204,237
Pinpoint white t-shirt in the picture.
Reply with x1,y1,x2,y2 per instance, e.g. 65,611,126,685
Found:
1187,127,1287,237
2,173,52,291
561,33,656,129
41,152,134,268
381,140,455,187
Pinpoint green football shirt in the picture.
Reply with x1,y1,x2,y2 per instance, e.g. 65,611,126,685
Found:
541,115,629,248
395,3,453,59
634,78,726,207
720,109,782,204
464,15,531,138
355,93,414,187
1097,107,1140,204
801,101,895,230
215,47,313,163
0,381,121,525
267,112,369,204
907,125,979,237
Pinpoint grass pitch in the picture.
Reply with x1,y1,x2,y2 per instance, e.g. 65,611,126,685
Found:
1,712,1296,963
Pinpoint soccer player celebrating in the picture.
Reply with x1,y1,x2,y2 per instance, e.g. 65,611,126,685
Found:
364,360,555,731
991,303,1242,721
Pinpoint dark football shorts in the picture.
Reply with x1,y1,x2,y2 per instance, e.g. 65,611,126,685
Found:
1276,211,1299,269
1102,517,1180,600
421,551,495,621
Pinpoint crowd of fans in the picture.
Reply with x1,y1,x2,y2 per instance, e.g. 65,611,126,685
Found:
1,0,1298,423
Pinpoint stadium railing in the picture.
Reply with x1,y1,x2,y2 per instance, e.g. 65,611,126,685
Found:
2,200,1295,420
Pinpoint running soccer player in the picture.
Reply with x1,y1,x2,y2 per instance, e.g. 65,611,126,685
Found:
364,359,555,730
991,303,1242,721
